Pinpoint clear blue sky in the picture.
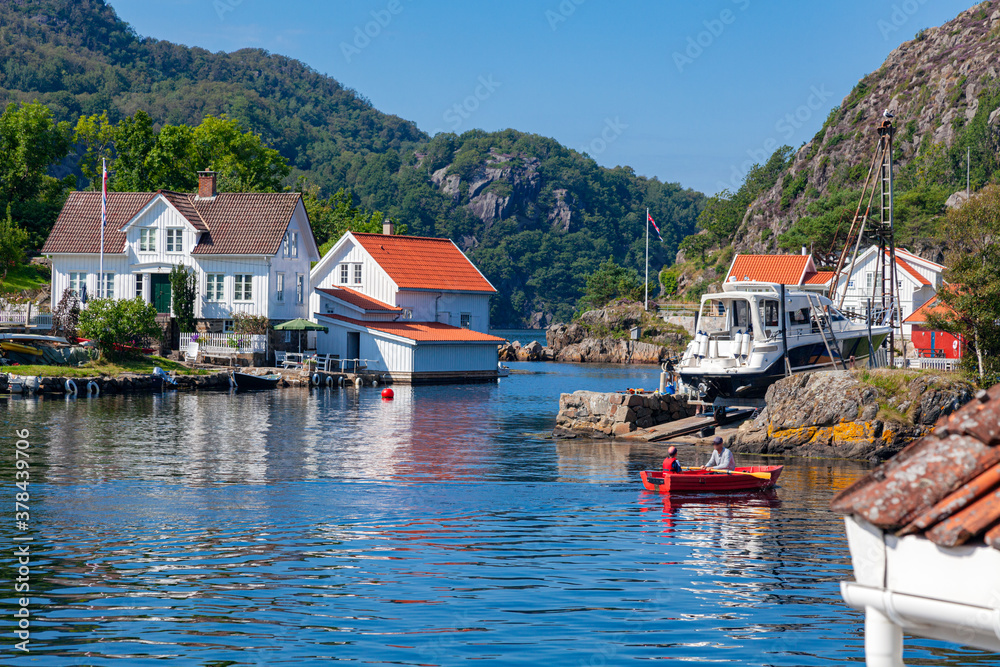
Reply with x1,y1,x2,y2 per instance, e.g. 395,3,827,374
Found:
109,0,977,195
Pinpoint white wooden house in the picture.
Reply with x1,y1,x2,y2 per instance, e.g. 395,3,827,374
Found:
42,172,320,340
309,224,505,383
831,246,945,337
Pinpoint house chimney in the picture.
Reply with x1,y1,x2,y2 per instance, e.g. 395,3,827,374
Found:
801,246,807,256
197,171,217,198
382,218,394,235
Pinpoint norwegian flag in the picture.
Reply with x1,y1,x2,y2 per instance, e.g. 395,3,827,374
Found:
101,162,108,228
647,212,663,242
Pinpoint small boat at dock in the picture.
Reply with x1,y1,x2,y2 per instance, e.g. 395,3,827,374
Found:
641,465,783,494
229,371,281,390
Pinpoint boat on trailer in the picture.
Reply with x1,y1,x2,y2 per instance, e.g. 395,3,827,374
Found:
641,466,783,494
678,281,891,418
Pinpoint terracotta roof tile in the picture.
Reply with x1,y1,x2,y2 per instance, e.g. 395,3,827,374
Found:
352,233,495,293
831,383,1000,550
42,191,301,256
726,255,811,285
896,247,946,270
903,296,955,324
41,192,153,254
318,314,506,342
891,253,931,286
317,287,401,312
805,270,836,285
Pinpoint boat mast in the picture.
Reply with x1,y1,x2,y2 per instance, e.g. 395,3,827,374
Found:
644,207,649,311
876,119,900,367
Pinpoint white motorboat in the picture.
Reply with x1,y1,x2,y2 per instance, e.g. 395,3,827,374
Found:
678,281,892,413
497,362,510,377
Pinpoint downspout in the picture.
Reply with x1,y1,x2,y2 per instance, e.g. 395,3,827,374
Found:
434,292,443,323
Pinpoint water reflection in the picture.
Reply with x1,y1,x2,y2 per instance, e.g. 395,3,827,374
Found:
2,364,997,666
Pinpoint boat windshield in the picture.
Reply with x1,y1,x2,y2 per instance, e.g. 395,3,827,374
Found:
699,299,729,333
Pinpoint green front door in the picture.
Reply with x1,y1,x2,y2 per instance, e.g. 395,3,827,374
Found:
150,274,171,314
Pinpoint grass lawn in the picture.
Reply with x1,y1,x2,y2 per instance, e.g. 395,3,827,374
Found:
1,264,51,294
5,356,213,377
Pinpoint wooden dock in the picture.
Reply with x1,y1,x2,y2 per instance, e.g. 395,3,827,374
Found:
620,408,756,442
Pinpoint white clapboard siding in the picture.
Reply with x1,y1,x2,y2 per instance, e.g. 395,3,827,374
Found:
310,237,399,318
397,291,491,333
126,198,199,266
414,343,498,373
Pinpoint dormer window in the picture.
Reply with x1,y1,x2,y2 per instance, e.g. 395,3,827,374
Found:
166,229,183,253
339,264,349,284
353,263,362,284
140,229,156,252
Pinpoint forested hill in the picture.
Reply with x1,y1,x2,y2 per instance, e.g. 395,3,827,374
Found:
682,1,1000,280
0,0,704,326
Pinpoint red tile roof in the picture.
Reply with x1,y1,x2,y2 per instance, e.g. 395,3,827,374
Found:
805,270,836,285
896,247,946,270
41,192,153,254
42,191,303,256
318,314,506,342
831,383,1000,550
317,287,401,312
903,295,956,324
726,255,812,285
351,233,495,293
892,254,931,286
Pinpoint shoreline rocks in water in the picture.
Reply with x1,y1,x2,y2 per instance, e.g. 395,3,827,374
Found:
730,370,974,462
555,390,697,438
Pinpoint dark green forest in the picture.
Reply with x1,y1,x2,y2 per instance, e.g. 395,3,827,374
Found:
0,0,704,325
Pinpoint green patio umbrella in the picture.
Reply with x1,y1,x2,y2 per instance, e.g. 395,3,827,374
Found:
274,318,329,353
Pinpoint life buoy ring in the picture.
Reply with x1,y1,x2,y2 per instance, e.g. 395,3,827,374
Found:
64,378,78,395
338,375,345,386
325,375,333,387
86,380,99,397
312,373,321,386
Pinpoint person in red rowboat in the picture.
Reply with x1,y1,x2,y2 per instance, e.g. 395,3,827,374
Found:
702,436,735,471
662,446,682,473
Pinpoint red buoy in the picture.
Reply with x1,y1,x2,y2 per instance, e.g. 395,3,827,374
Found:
381,387,394,400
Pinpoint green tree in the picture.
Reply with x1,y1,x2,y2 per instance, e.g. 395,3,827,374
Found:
0,102,71,206
73,111,116,190
111,110,156,191
168,264,198,332
78,297,161,361
0,205,29,281
191,115,289,192
579,258,643,311
926,184,1000,385
301,184,390,254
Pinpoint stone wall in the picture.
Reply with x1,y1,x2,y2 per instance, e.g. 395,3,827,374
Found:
555,390,696,438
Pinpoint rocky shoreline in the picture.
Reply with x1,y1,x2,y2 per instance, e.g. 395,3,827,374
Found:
554,390,697,438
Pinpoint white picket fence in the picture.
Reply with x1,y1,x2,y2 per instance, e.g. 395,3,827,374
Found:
0,308,53,329
180,332,267,354
904,357,960,371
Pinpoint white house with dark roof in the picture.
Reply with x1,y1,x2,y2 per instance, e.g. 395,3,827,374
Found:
41,172,320,335
309,224,505,383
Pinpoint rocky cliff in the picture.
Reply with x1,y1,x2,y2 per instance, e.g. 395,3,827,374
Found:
731,370,973,461
729,2,1000,259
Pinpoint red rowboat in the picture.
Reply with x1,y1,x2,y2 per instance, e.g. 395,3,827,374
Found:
640,466,783,494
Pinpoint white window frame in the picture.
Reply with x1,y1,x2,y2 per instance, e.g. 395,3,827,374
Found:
339,263,349,285
353,263,362,285
275,272,284,302
234,274,253,302
100,273,114,299
165,228,184,253
296,273,304,304
134,273,144,300
206,274,225,302
289,231,298,258
69,272,85,297
139,228,156,252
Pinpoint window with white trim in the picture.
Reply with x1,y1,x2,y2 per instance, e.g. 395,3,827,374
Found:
289,232,298,258
339,263,349,285
135,273,144,300
460,312,471,329
296,274,304,304
353,263,362,284
69,272,85,297
234,275,253,301
139,228,156,252
206,274,224,301
275,272,284,302
166,228,183,253
100,273,114,299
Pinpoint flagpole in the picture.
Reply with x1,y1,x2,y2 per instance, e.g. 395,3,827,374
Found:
644,207,649,311
100,157,106,299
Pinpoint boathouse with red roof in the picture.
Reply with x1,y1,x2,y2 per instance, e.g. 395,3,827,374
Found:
309,224,505,383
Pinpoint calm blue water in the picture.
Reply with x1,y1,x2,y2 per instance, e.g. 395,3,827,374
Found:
2,362,997,666
490,329,547,345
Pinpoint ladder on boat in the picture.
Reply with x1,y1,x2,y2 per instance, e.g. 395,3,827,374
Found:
806,293,845,371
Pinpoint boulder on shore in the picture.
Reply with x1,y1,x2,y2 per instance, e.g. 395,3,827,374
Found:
731,370,974,461
554,390,697,438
